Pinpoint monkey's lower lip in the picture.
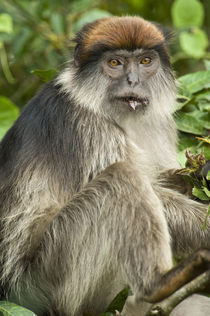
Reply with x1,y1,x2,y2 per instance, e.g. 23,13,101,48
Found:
116,97,149,110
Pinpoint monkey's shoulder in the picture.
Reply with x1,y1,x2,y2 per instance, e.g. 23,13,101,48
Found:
1,81,74,143
0,80,125,178
0,81,74,169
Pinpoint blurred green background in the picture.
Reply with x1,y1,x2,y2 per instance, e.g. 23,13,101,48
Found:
0,0,209,167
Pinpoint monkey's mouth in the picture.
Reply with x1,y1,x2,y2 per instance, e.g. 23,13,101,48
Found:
116,96,149,110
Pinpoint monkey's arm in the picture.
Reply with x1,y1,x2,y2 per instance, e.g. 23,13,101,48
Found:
158,160,210,196
156,185,210,255
157,169,193,195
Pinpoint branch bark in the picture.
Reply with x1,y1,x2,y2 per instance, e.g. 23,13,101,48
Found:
146,270,210,316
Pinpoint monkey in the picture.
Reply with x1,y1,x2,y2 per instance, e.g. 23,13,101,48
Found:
0,16,210,316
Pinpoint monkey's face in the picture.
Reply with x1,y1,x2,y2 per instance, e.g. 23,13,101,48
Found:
68,16,176,120
95,48,175,120
101,49,160,112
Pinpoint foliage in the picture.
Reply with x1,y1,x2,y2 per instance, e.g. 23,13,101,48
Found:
171,0,209,62
176,67,210,167
0,301,36,316
0,0,112,107
102,286,131,315
176,148,210,199
0,96,19,139
0,13,15,83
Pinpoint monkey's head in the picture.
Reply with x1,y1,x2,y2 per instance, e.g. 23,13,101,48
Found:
60,16,176,121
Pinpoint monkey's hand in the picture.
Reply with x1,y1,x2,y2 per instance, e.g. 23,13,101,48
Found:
176,150,210,189
157,168,193,195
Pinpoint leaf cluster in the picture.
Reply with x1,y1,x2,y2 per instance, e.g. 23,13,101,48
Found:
171,0,209,61
176,67,210,168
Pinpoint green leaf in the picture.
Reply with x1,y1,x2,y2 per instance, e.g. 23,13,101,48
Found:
202,205,210,230
69,0,97,13
175,112,204,135
73,9,112,32
0,14,13,34
192,187,209,200
178,134,198,152
12,28,33,57
196,91,210,102
187,111,210,130
182,103,197,113
198,102,210,112
105,286,130,313
197,112,210,130
0,301,36,316
172,0,204,28
177,84,192,99
203,187,210,198
177,149,187,167
203,145,210,160
0,97,19,140
178,70,210,94
31,69,58,82
204,60,210,70
175,95,191,111
179,29,208,59
207,170,210,181
50,13,65,35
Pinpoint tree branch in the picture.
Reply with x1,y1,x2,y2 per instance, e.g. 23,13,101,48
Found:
146,270,210,316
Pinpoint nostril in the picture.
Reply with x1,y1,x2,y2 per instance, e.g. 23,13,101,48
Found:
127,73,138,86
127,78,133,85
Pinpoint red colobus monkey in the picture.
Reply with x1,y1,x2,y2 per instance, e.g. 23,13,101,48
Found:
0,16,209,316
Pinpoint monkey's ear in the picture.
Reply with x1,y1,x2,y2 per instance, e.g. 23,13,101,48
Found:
73,44,81,67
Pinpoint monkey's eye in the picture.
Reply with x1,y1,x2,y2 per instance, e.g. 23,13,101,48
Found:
109,59,121,67
140,57,152,65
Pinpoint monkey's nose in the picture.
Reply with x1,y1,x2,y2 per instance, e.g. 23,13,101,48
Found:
127,73,138,87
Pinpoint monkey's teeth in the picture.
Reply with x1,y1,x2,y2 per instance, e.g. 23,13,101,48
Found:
129,100,137,110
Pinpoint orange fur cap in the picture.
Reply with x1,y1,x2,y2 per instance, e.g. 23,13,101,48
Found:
74,16,167,65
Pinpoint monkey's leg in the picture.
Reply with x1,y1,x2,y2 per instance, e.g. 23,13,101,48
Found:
45,162,174,315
